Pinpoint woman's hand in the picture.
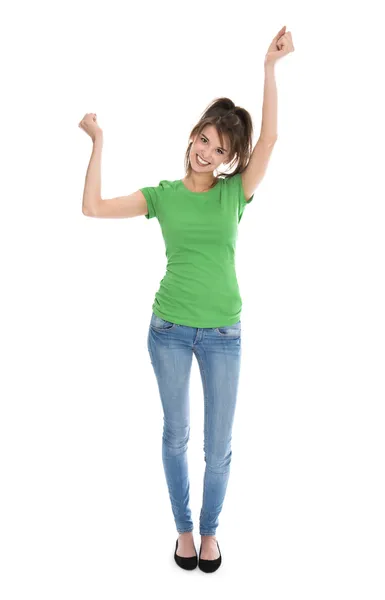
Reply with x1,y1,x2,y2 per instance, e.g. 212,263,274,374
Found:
78,113,103,142
264,26,295,67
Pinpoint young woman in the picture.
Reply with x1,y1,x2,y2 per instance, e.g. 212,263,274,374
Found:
79,26,294,573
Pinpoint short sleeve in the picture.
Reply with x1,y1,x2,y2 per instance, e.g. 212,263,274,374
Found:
226,172,255,223
140,180,168,220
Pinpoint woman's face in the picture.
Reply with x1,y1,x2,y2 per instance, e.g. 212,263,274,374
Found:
189,125,231,173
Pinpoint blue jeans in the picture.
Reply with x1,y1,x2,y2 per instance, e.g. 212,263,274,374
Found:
147,311,242,536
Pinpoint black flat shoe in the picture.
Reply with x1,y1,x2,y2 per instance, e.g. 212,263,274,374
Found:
198,541,222,573
174,539,198,570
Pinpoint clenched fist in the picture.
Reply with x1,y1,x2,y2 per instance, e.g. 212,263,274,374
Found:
78,113,103,142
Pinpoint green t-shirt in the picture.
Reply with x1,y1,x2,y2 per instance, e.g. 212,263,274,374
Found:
140,173,254,328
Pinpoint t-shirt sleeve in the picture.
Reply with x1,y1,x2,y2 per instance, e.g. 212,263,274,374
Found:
227,172,255,223
140,181,167,220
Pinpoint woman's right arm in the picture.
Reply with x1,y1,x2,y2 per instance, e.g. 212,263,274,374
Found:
81,131,148,219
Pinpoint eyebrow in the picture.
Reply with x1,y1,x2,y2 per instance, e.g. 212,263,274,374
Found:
201,133,228,153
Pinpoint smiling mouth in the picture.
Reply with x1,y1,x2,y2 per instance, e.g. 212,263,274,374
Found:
196,154,210,166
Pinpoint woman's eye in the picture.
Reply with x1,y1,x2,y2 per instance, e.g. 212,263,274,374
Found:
201,137,223,155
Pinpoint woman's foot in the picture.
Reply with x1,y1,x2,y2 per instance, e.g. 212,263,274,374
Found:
176,531,197,558
200,535,220,560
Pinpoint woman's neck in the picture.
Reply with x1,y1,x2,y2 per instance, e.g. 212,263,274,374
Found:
182,174,217,193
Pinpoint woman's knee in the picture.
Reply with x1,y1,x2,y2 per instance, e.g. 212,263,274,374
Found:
162,421,190,453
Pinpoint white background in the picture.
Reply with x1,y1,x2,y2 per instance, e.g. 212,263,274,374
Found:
1,0,384,597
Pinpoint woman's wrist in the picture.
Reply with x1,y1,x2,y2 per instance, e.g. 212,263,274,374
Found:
92,130,103,144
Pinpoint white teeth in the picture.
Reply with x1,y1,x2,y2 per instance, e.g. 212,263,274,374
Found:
197,154,210,165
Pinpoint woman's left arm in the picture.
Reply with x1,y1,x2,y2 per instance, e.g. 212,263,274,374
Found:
260,64,278,143
241,26,295,201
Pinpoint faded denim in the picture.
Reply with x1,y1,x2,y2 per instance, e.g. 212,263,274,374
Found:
147,311,242,536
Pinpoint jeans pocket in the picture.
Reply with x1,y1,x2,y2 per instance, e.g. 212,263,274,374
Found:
150,312,176,331
215,321,241,337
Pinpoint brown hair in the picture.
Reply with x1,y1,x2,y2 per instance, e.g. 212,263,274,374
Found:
184,97,254,190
